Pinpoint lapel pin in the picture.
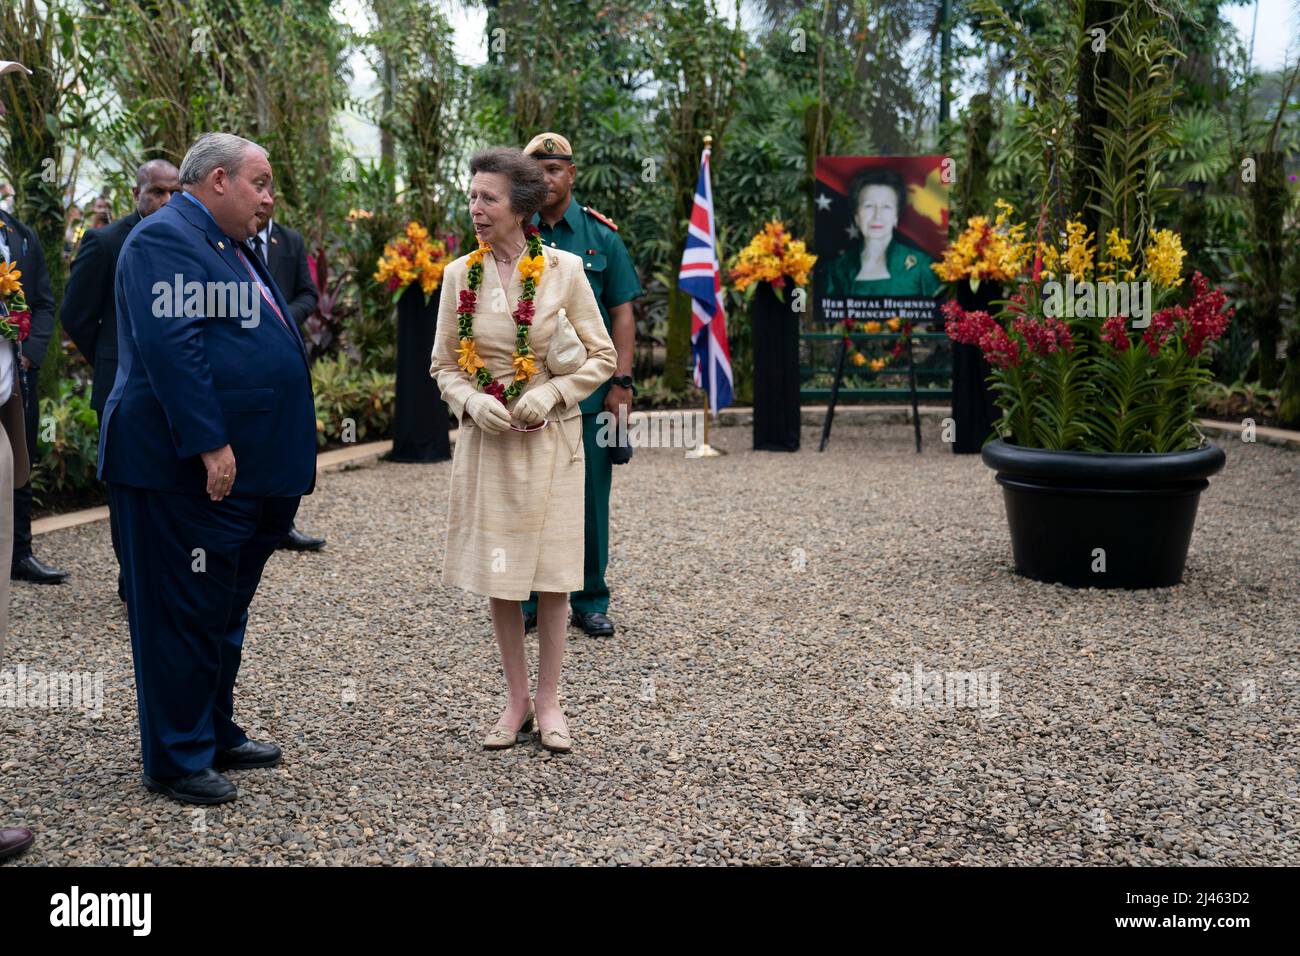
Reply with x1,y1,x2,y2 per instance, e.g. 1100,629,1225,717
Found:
218,240,225,250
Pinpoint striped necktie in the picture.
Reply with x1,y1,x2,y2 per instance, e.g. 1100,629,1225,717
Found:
234,244,290,333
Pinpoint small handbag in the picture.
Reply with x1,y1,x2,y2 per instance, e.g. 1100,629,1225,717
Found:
546,307,587,375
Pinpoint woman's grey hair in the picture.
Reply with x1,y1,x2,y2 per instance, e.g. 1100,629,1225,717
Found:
469,147,548,219
179,133,267,187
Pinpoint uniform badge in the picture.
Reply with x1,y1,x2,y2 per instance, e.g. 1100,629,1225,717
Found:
544,137,557,152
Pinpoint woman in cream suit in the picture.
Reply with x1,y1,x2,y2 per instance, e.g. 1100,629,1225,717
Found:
431,148,616,753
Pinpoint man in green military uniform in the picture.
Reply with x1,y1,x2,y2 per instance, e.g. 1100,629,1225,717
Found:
520,132,641,638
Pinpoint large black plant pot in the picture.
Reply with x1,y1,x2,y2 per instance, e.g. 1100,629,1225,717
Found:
981,439,1226,589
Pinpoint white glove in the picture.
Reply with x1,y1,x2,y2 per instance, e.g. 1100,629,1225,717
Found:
464,392,513,434
512,382,562,426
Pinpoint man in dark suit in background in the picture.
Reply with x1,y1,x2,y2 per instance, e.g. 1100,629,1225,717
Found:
249,199,326,553
62,159,181,601
101,132,317,804
1,198,63,586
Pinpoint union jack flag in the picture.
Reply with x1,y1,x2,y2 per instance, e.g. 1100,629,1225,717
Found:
677,144,733,415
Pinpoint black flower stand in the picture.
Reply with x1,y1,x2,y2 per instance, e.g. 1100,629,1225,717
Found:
751,281,801,452
950,280,1003,454
391,284,451,463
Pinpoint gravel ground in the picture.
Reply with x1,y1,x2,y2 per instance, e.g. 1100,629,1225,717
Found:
3,422,1297,866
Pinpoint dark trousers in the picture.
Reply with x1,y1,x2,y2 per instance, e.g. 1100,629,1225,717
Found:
110,483,299,779
10,364,37,564
523,412,612,617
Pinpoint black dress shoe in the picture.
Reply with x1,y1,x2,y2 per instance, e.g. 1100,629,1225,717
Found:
523,610,537,633
143,768,237,805
0,826,34,861
278,525,325,552
11,555,69,584
570,611,615,637
214,739,281,770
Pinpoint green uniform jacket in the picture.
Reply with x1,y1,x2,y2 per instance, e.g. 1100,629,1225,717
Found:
825,236,940,298
532,198,642,414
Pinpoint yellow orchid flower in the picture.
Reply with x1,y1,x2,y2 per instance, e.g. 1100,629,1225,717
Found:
455,338,485,374
512,351,538,382
1144,228,1185,288
518,254,545,283
0,261,23,298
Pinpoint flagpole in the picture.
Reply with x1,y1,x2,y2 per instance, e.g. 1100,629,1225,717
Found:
686,133,725,460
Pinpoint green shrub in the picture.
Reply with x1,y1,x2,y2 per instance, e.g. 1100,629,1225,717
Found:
30,379,101,505
311,354,396,447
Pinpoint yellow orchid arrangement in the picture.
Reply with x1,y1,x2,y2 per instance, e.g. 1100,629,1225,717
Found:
932,199,1034,289
1035,221,1185,289
728,221,816,298
374,220,453,304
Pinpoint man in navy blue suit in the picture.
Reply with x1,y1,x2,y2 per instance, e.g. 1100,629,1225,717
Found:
99,132,317,805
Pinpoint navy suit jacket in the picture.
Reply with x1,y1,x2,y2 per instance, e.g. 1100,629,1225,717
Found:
97,195,317,498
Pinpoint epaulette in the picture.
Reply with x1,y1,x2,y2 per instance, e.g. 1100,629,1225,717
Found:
582,205,619,231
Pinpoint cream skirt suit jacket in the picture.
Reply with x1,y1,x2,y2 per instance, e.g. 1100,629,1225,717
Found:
431,246,616,600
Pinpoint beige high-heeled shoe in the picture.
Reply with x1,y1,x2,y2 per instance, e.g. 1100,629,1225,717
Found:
482,700,535,750
537,711,572,754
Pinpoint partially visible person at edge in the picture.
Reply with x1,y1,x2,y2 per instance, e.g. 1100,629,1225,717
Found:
0,54,36,861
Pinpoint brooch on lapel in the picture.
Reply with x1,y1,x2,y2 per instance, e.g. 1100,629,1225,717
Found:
904,254,917,270
218,241,225,250
549,253,558,268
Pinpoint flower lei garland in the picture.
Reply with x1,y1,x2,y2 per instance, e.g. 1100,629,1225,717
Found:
0,259,32,343
842,315,911,371
454,224,545,403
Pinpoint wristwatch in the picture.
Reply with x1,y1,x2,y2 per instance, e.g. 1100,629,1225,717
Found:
609,375,635,393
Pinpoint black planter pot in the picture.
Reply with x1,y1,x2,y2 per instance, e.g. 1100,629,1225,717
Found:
981,439,1226,589
391,285,451,463
950,281,1003,454
751,282,801,452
